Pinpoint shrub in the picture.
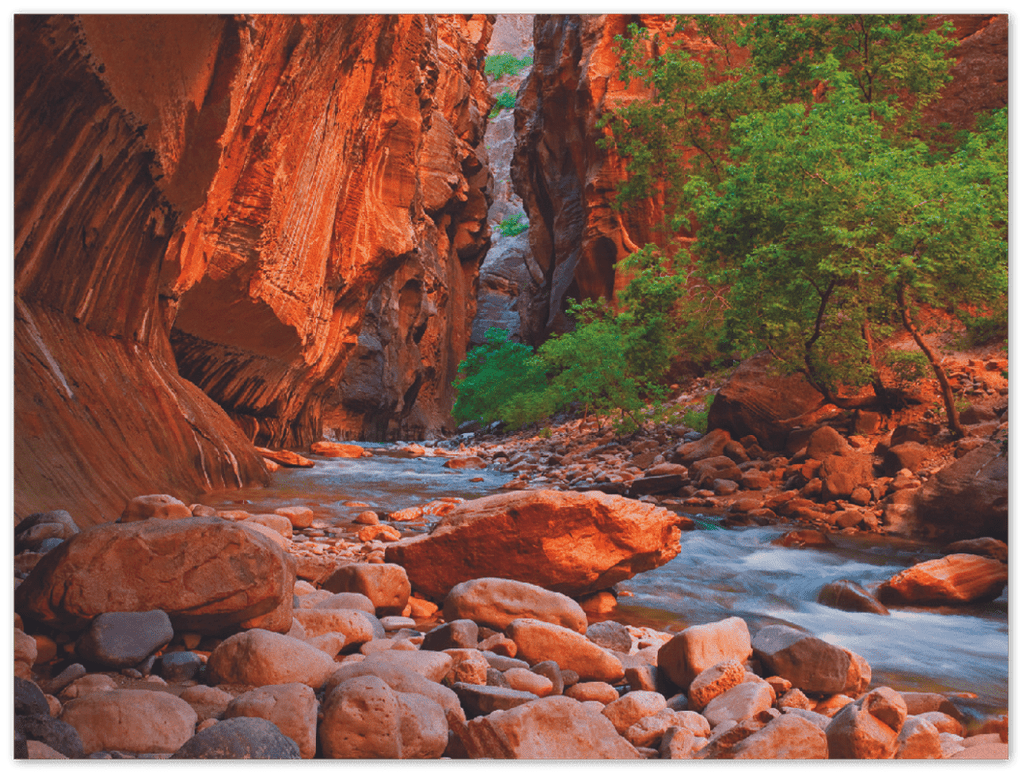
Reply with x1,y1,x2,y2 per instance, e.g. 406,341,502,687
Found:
484,53,533,79
681,394,714,434
496,212,529,237
489,89,517,119
452,328,547,426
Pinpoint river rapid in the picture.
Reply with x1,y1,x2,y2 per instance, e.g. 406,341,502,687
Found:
200,444,1008,724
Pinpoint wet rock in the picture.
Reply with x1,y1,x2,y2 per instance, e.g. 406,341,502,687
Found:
817,580,890,615
120,494,193,522
310,441,371,458
752,624,856,695
506,619,624,683
442,456,488,470
61,689,197,755
223,683,318,758
172,717,301,759
15,517,295,635
274,506,314,529
878,553,1007,605
386,489,682,598
444,577,588,633
457,696,642,759
206,629,338,689
320,563,410,615
320,675,448,759
943,536,1008,562
658,617,752,691
75,610,174,669
257,448,315,468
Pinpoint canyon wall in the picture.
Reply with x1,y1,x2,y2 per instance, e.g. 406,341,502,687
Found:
510,14,1009,345
14,14,493,523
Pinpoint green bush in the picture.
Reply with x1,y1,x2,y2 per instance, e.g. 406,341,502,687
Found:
496,212,529,237
884,350,931,386
452,328,547,427
489,89,517,119
484,53,533,79
681,394,714,434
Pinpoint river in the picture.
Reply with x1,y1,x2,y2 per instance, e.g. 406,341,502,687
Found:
200,444,1008,724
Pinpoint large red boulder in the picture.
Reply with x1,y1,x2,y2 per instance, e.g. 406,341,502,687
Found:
14,517,296,634
707,353,827,450
878,554,1007,606
384,489,683,599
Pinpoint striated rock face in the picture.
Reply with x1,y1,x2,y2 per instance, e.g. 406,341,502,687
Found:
164,15,494,445
511,14,671,343
15,14,494,523
14,15,269,526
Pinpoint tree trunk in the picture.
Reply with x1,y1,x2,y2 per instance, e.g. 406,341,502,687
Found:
896,283,964,437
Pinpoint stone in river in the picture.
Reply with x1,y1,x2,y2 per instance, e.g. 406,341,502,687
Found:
878,553,1007,605
385,489,682,598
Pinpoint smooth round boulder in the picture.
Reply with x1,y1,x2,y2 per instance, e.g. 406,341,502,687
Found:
60,690,197,755
878,554,1008,605
752,624,856,695
14,517,295,635
14,714,84,759
323,661,464,723
206,629,338,689
320,675,448,759
172,717,301,759
320,563,411,615
224,683,318,758
120,494,193,523
817,580,890,615
75,610,174,669
730,713,829,759
444,578,588,634
290,608,374,646
658,617,752,691
506,619,624,683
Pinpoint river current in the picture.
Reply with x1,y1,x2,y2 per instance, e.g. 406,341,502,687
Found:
200,444,1009,722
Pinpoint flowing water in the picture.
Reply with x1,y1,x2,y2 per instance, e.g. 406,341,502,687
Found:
202,444,1008,722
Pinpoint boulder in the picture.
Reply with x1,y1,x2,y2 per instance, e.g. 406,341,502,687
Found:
160,651,204,682
14,677,50,717
878,554,1008,605
313,592,377,614
422,619,479,651
206,629,339,689
453,683,539,717
310,441,372,458
658,617,752,691
256,447,314,468
319,675,448,759
179,685,234,723
15,517,295,634
13,714,84,759
672,429,732,466
690,456,744,488
75,610,174,669
442,456,488,470
883,443,930,477
816,580,889,615
274,506,314,529
819,453,874,501
826,686,907,759
729,713,829,759
752,624,857,695
907,442,1007,541
702,679,775,728
443,577,588,634
602,691,667,734
290,608,374,646
223,683,318,758
172,717,301,759
943,537,1008,562
358,650,453,683
60,690,197,755
120,494,192,522
586,620,632,652
505,619,624,683
320,563,411,615
805,426,850,461
243,513,293,538
323,661,464,723
707,353,827,450
457,696,642,759
385,489,682,598
15,510,80,553
443,648,490,686
688,659,746,710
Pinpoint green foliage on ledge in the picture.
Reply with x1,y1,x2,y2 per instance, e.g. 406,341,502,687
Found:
484,53,533,79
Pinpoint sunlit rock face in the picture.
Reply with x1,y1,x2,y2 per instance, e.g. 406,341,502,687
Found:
511,14,1007,345
14,15,269,526
14,14,493,523
165,15,494,445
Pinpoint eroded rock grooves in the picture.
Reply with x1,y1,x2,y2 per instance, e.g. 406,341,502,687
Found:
15,14,493,522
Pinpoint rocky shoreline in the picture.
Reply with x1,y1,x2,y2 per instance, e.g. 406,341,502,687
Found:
14,412,1009,759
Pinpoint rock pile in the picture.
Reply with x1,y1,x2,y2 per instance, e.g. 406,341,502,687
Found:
13,493,1008,760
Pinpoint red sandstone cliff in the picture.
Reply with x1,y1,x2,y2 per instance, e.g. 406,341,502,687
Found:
511,14,1008,344
14,14,493,523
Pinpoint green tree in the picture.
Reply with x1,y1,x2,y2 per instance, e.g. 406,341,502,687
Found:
604,15,1006,436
